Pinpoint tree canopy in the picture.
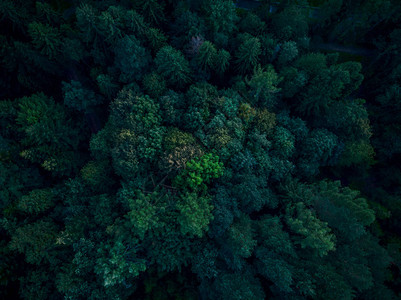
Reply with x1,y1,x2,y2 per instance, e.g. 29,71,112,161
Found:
0,0,400,299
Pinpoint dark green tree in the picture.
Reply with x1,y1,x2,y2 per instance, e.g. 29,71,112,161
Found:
155,46,191,88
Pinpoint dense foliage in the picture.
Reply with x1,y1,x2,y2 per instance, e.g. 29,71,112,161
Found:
1,0,400,299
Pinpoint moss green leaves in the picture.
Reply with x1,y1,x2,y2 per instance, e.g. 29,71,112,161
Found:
173,153,224,191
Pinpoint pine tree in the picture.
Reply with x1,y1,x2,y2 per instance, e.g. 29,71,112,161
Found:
235,36,261,74
155,46,191,88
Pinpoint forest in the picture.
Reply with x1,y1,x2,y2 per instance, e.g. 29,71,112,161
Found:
0,0,400,299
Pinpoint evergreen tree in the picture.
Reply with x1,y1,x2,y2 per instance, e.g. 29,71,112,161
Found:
155,46,191,88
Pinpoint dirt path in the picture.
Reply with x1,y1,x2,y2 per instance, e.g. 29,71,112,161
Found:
311,42,377,58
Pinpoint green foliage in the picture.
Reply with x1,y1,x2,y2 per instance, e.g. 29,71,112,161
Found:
238,12,266,36
286,201,336,257
233,175,277,213
147,223,195,272
114,35,151,82
314,181,376,227
81,160,113,189
19,269,54,300
297,67,350,116
336,61,364,96
202,0,239,35
15,93,84,175
109,92,165,177
272,126,295,158
235,36,261,74
63,80,102,111
1,0,399,298
95,239,146,287
134,0,165,25
143,72,167,99
196,41,217,71
238,102,256,124
96,74,119,99
145,27,168,53
280,66,308,98
339,140,376,167
277,41,299,66
28,21,62,59
161,127,203,171
254,108,276,136
111,129,140,178
89,122,115,160
255,247,294,293
75,4,98,43
177,192,213,237
285,180,376,245
9,219,58,264
191,243,219,279
173,153,224,191
272,5,309,41
17,188,54,214
125,190,160,239
214,49,231,74
225,214,257,259
207,269,265,300
155,46,191,88
295,52,327,76
246,64,281,109
298,128,341,176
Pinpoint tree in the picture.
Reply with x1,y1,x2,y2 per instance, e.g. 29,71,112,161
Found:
108,92,165,177
62,80,103,111
279,66,307,98
95,239,147,287
28,21,62,59
246,64,281,109
204,269,265,300
113,35,151,83
222,214,257,263
9,219,58,265
285,201,336,257
123,189,159,239
176,192,214,237
202,0,238,35
147,222,196,272
173,153,224,192
214,49,231,75
75,4,98,43
15,93,85,176
312,180,375,240
142,72,167,99
160,127,203,171
297,66,350,116
133,0,165,25
145,27,168,53
271,5,309,41
238,12,266,36
17,188,54,214
272,126,295,158
235,36,261,74
297,128,341,177
196,41,217,71
155,46,191,88
277,41,298,66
